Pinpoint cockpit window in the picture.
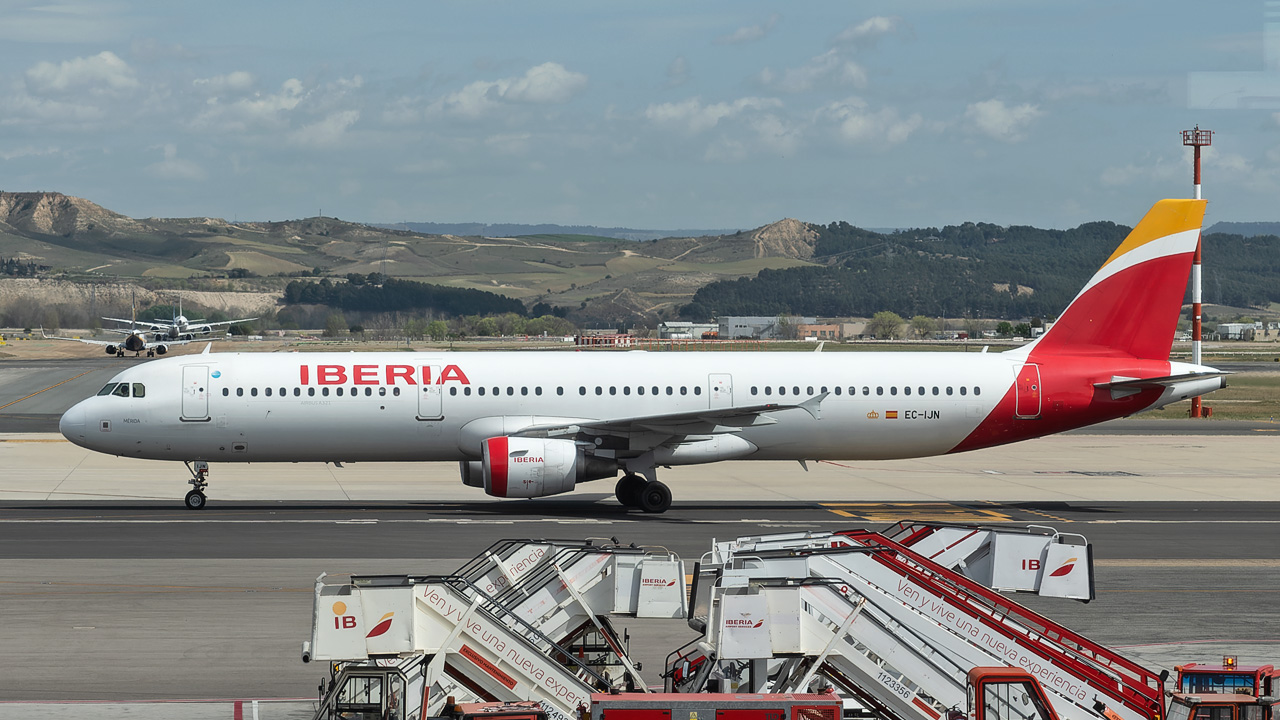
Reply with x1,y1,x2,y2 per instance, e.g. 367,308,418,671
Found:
132,383,145,398
111,383,130,398
97,383,118,396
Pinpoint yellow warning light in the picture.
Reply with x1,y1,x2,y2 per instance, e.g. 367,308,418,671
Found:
1223,656,1237,669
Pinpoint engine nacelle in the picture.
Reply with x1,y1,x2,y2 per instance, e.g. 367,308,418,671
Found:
104,345,117,355
459,460,484,488
154,344,168,355
480,437,617,498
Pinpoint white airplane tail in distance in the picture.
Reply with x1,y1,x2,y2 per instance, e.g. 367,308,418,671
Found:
59,199,1225,512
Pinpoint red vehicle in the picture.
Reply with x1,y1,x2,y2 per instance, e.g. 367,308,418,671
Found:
1177,659,1275,697
967,668,1063,720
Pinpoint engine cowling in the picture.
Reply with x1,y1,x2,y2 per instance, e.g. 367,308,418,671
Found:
480,437,617,498
154,344,168,355
104,345,117,355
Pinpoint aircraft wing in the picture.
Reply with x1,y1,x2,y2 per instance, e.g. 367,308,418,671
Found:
102,316,155,327
195,317,258,327
41,330,118,346
513,393,828,442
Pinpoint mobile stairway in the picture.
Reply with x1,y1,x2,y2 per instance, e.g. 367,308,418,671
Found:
666,527,1161,720
305,538,687,720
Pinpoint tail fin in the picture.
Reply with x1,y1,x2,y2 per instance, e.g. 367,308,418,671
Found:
1027,199,1206,360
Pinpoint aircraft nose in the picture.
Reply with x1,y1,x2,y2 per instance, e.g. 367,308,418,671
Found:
60,402,87,445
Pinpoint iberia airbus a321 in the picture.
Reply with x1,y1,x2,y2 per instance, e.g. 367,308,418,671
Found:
59,199,1225,512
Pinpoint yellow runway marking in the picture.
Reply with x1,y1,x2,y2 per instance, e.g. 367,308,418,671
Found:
821,502,1013,522
1019,507,1072,523
0,366,106,412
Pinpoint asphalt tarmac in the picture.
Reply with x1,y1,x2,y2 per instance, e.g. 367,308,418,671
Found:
1,356,1278,715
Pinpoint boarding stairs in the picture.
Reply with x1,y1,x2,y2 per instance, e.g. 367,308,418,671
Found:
666,528,1160,720
306,539,686,720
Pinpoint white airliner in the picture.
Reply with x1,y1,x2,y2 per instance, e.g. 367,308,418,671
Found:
60,199,1225,512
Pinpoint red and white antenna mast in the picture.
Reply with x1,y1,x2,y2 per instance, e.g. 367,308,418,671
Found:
1181,125,1212,418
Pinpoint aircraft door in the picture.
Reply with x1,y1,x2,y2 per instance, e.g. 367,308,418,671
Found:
417,364,442,420
1014,363,1041,419
181,365,210,421
709,373,733,409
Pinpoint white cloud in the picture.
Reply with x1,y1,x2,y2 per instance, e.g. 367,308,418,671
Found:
289,110,359,147
715,14,780,45
192,78,305,132
145,144,205,181
644,96,782,134
964,99,1042,142
666,56,690,88
432,62,587,118
819,98,923,146
25,51,139,95
758,49,867,93
193,71,255,93
832,16,901,47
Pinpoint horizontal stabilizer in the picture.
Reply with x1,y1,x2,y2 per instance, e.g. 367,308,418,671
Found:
1093,371,1230,390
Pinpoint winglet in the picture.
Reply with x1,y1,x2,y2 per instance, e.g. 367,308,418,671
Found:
202,343,211,355
799,392,828,421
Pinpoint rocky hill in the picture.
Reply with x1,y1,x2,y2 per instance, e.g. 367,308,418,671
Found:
0,192,147,237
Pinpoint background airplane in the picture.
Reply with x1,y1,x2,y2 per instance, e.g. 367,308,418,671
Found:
58,199,1224,512
103,297,256,342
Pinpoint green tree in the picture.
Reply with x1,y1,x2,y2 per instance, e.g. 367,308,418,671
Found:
474,317,499,336
1012,322,1032,337
867,311,904,339
996,321,1014,337
426,320,449,340
323,313,347,337
909,315,937,339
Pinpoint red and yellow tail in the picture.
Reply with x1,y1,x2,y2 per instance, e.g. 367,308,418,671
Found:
1029,199,1206,360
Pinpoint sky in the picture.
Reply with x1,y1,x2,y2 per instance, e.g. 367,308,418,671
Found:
1,1,1277,231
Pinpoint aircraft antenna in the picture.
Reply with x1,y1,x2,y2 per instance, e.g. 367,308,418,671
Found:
1181,125,1212,418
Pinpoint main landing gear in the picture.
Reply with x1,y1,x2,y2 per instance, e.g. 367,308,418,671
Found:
614,473,672,514
184,460,209,510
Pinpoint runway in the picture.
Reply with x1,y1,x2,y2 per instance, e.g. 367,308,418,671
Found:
1,356,1278,712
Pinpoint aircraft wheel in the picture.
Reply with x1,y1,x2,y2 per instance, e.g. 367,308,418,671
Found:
184,490,207,510
614,474,647,507
637,481,672,514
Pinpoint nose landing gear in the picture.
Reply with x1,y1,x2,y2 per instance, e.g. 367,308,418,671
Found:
183,460,209,510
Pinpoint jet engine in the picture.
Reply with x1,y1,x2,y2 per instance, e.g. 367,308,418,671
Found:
478,437,617,498
104,345,117,355
154,345,168,355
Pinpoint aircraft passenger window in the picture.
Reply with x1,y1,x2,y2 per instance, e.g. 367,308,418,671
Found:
223,388,229,397
834,386,841,396
932,387,939,395
478,387,486,396
112,383,130,397
918,386,925,395
680,386,687,395
778,386,786,396
492,387,499,396
623,386,631,395
507,387,514,396
294,388,301,397
596,386,603,396
253,387,261,397
609,386,617,395
751,386,758,395
265,387,273,397
579,386,586,395
281,387,287,396
821,386,827,393
694,386,701,395
960,387,967,396
974,386,981,396
308,388,315,396
237,388,244,397
905,386,911,396
890,387,898,396
863,386,870,395
666,386,673,395
946,387,953,395
335,388,343,397
807,386,814,395
365,388,372,396
393,387,400,396
638,386,645,395
464,387,471,396
535,387,542,396
521,387,528,396
556,387,563,396
793,386,800,395
322,388,330,396
98,383,118,396
876,386,883,396
450,387,457,396
652,386,659,395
